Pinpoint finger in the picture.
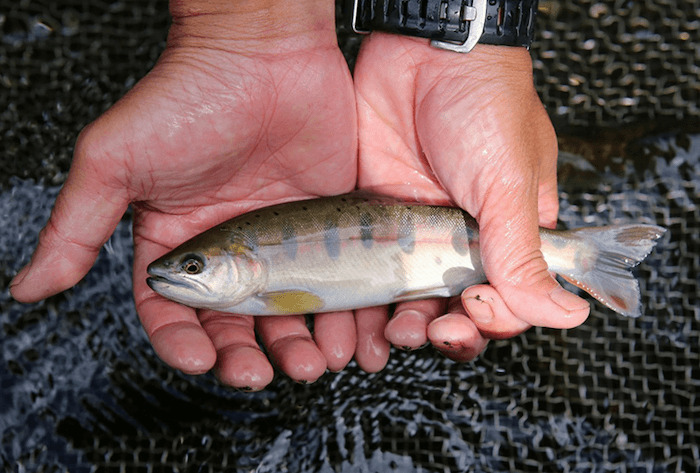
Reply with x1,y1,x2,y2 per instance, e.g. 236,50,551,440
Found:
384,298,446,350
10,139,129,302
466,103,589,329
411,54,589,330
478,195,590,328
312,311,357,372
427,298,489,362
526,86,562,232
475,158,590,329
199,310,274,391
460,285,530,339
354,306,391,373
133,234,216,374
537,153,560,230
255,315,327,384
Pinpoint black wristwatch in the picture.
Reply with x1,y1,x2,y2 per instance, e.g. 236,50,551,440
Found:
349,0,539,53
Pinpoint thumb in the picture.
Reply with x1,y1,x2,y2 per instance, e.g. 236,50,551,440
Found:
473,173,589,329
10,139,129,303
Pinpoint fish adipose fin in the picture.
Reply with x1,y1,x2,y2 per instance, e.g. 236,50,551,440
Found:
559,224,666,317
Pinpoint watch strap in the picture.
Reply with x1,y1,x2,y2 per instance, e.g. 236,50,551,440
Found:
350,0,539,50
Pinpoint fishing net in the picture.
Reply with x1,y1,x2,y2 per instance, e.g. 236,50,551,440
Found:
1,0,698,471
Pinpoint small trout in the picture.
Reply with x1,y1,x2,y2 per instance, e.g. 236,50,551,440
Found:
146,193,665,317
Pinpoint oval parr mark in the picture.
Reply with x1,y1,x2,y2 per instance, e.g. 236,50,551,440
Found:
359,212,373,249
282,224,298,260
397,213,415,254
324,220,341,259
244,229,259,253
451,229,471,256
230,228,259,253
442,267,473,294
427,212,442,227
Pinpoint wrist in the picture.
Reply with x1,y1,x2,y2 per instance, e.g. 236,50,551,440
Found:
168,0,338,52
410,37,535,89
459,44,534,82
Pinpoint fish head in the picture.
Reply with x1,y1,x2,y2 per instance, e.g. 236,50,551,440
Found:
146,233,264,311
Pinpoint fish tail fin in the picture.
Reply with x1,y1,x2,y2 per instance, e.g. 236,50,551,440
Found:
558,224,666,317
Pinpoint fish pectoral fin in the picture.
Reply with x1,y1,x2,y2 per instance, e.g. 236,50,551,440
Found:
259,290,325,315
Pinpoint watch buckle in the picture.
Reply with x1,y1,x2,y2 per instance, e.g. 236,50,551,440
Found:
350,0,370,34
431,0,488,53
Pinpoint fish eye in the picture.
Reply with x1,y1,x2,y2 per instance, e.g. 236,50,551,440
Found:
181,255,204,275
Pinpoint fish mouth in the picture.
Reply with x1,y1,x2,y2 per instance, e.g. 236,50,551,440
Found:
146,275,189,290
146,266,192,291
146,265,210,295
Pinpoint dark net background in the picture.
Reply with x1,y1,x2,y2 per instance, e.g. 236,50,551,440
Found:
1,0,698,471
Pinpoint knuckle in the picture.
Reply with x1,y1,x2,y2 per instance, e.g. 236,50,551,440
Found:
495,247,551,289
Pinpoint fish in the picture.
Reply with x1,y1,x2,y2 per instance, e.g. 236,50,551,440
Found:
146,193,666,317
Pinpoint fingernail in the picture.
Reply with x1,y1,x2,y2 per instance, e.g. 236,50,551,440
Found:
463,296,494,324
550,286,589,314
394,309,426,323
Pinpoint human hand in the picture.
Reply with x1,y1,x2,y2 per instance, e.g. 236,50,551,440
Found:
354,34,590,360
9,0,386,390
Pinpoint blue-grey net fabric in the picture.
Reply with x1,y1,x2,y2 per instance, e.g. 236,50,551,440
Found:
1,0,698,471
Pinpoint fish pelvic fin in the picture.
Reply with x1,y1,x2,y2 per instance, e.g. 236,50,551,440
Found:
558,224,666,317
